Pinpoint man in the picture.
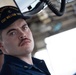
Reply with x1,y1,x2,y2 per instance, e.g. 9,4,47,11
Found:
0,6,51,75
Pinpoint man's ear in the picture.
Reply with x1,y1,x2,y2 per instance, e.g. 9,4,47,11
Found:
0,42,6,54
0,42,4,51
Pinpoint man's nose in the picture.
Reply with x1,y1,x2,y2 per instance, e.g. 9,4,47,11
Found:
18,30,26,39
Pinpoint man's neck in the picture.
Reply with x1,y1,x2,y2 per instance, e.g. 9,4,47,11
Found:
16,54,33,65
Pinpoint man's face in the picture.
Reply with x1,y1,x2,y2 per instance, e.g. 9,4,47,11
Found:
0,19,34,56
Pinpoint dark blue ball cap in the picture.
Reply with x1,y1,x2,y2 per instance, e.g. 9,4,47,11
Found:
0,6,29,30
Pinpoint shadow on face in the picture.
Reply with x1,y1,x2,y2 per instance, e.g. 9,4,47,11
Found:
0,53,4,71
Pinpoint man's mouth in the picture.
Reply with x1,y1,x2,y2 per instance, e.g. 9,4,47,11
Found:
19,38,31,46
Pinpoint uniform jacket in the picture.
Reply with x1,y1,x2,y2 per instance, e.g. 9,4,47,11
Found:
0,55,51,75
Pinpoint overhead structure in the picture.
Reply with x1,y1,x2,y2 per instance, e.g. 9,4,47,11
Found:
13,0,66,17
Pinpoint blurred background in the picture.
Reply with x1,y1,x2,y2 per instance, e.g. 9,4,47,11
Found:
0,0,76,75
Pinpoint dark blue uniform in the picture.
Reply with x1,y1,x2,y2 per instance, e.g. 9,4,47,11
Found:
0,55,51,75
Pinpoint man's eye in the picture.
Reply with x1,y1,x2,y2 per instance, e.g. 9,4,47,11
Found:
9,32,16,36
23,25,28,30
